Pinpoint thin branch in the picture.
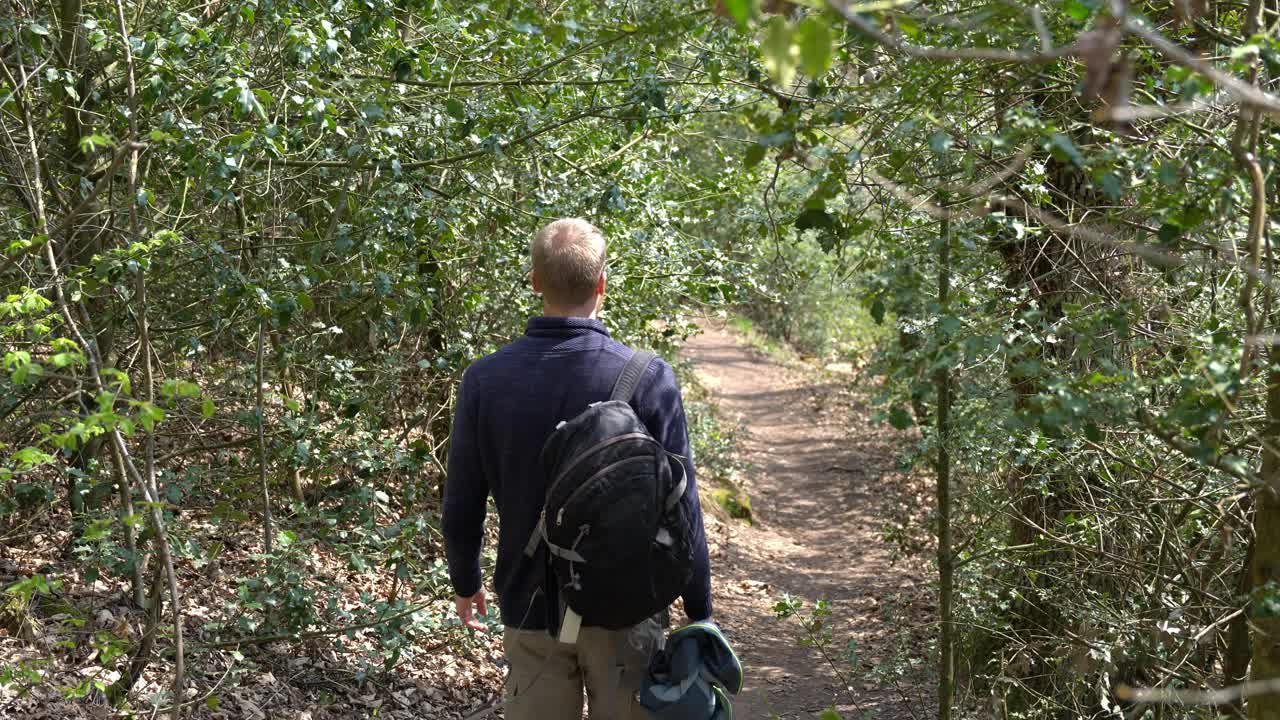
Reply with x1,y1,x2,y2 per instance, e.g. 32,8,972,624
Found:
113,0,184,713
195,599,454,650
155,437,256,464
42,141,147,245
1117,677,1280,705
256,318,273,558
829,1,1076,63
266,103,626,173
352,74,673,89
1123,18,1280,118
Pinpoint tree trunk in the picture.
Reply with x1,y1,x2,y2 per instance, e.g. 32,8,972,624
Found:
935,208,954,720
1226,532,1253,716
1252,365,1280,718
1239,2,1277,712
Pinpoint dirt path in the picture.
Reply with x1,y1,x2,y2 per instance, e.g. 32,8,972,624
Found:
682,322,932,720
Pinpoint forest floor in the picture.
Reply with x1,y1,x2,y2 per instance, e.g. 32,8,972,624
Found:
683,320,935,719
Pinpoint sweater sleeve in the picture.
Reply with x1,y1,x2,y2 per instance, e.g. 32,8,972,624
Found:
641,359,713,622
442,367,487,598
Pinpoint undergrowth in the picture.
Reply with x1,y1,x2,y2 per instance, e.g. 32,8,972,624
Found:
672,358,753,523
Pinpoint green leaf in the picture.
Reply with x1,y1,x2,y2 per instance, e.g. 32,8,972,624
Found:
1157,222,1183,246
50,352,80,368
1084,422,1102,442
758,130,793,148
236,86,266,120
929,130,953,155
897,14,920,39
1095,171,1122,201
761,17,798,87
445,98,465,120
1048,133,1084,167
744,143,766,169
870,298,886,325
723,0,754,29
1257,581,1280,618
888,406,914,430
1064,0,1098,22
819,708,844,720
796,16,832,78
1231,43,1261,61
201,398,215,418
6,575,51,602
82,519,114,542
78,134,116,154
795,208,837,233
136,402,165,432
14,446,53,468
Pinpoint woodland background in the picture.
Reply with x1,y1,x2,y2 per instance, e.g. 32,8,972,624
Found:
2,0,1280,718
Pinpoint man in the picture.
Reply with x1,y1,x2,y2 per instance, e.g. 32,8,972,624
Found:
442,218,713,719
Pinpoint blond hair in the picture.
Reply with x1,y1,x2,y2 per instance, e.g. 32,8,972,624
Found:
530,218,607,307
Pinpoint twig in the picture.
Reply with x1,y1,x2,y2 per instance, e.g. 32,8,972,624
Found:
113,1,185,714
256,318,273,558
828,1,1076,64
43,141,147,245
459,694,506,720
194,600,453,650
353,73,675,89
1123,18,1280,119
269,103,626,172
1117,677,1280,705
155,437,256,464
134,655,239,719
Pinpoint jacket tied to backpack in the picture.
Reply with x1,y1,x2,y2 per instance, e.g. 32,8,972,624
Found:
640,621,744,720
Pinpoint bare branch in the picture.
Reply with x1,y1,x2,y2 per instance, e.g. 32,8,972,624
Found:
1117,677,1280,705
1123,18,1280,118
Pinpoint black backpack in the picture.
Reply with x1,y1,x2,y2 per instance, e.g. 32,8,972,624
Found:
522,350,694,631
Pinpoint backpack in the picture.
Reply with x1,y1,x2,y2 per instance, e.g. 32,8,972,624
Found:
522,349,694,632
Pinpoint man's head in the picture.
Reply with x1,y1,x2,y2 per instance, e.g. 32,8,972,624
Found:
529,218,607,316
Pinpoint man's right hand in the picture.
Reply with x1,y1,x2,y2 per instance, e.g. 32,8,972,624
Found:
455,590,488,632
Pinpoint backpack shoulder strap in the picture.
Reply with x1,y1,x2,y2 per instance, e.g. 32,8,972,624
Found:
610,350,657,403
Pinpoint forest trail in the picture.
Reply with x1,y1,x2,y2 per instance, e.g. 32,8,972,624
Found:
681,322,932,720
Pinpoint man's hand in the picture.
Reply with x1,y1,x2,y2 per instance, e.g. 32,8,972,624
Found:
455,590,488,632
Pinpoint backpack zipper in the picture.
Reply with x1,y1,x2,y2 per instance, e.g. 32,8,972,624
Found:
556,454,653,526
545,432,657,508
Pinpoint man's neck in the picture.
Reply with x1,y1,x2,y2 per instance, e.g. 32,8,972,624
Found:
542,303,599,320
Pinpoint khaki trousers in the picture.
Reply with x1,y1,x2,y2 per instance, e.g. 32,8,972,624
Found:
502,616,664,720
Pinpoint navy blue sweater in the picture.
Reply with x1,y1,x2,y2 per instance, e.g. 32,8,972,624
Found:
442,317,713,629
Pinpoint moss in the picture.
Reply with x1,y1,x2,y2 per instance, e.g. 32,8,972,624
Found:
710,485,753,523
